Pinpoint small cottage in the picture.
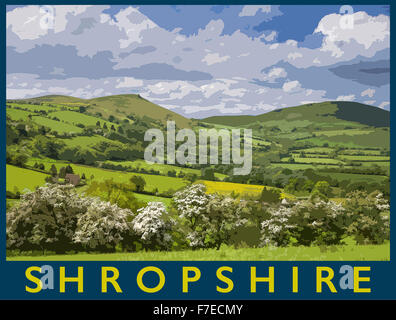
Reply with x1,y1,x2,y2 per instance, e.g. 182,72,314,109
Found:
65,173,80,186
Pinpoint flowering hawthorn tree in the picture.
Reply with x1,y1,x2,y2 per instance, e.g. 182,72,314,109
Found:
173,184,212,248
260,204,294,247
344,191,390,244
132,202,175,250
289,199,348,246
6,184,88,253
173,184,244,249
73,198,132,252
260,199,349,247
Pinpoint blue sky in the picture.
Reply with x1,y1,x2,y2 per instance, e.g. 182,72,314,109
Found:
6,5,390,117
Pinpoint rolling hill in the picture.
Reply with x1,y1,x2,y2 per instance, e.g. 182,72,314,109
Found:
13,94,193,128
203,101,390,128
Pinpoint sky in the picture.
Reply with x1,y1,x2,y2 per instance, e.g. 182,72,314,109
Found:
6,5,390,118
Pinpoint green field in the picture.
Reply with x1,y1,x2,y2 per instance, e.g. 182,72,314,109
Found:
6,164,48,192
270,163,336,170
7,243,390,261
103,159,227,180
6,108,34,121
61,135,115,148
51,110,119,128
25,159,188,193
7,103,62,113
313,128,375,137
339,155,390,161
284,156,345,165
134,193,172,208
33,116,83,134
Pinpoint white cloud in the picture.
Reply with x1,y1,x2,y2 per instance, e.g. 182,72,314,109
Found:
5,6,390,117
378,101,390,109
201,53,230,66
7,87,45,99
287,52,303,60
361,88,375,98
116,77,144,88
282,80,301,93
239,5,271,17
262,67,287,83
336,94,355,101
315,11,390,58
7,5,91,41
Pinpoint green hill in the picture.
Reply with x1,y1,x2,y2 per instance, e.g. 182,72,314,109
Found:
13,94,193,128
203,101,390,128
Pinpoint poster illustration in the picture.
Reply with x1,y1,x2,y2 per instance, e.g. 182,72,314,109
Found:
2,1,394,306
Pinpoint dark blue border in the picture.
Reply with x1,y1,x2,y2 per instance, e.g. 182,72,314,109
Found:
1,1,394,300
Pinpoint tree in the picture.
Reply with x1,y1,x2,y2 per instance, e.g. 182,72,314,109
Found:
130,175,146,193
32,136,65,159
167,170,177,177
260,198,349,247
204,196,241,249
50,164,57,177
13,153,28,167
344,191,390,244
65,165,74,174
201,167,215,181
117,126,124,134
96,121,101,127
173,184,212,248
73,199,132,252
184,173,198,183
6,185,88,253
85,179,143,212
312,181,332,198
131,202,174,250
260,187,281,203
173,184,242,249
59,166,66,178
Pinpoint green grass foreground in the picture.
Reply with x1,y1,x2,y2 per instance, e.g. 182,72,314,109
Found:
7,243,390,261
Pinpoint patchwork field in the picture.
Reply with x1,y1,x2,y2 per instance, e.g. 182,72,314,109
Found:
32,116,83,134
103,159,227,180
50,110,119,128
25,159,188,193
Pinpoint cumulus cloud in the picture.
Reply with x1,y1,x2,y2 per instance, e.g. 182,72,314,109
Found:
5,5,390,117
315,11,390,59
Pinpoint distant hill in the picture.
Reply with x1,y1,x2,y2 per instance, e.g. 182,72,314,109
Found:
203,101,390,128
13,94,193,128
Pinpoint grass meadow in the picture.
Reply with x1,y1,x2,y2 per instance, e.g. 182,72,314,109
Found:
7,242,390,261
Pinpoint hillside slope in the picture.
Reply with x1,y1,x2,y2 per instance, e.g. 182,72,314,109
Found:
203,101,390,128
15,94,193,128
